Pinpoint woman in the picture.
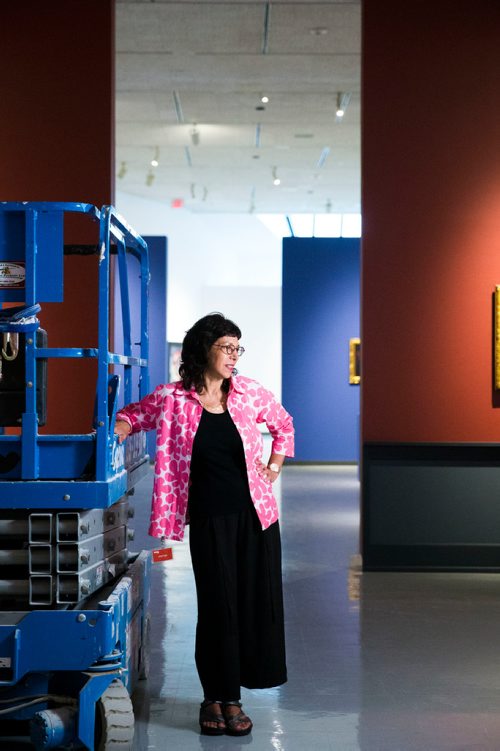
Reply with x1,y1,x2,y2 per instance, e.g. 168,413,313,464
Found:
114,312,294,736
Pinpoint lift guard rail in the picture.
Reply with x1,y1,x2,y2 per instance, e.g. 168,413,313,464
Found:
0,202,150,504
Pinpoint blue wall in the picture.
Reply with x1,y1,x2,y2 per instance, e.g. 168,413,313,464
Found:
282,238,360,462
114,235,168,457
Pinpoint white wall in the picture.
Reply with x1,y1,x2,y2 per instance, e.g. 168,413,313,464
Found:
116,191,283,398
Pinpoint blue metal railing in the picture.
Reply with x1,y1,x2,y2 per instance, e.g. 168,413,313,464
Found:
0,201,149,496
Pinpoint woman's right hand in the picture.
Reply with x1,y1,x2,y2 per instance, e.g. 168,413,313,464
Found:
114,420,132,444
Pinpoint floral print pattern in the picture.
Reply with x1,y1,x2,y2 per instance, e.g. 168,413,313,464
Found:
116,375,294,541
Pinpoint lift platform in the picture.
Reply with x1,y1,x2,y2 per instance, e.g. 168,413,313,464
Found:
0,202,152,749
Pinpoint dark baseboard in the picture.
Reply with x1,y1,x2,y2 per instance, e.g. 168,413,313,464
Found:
362,442,500,572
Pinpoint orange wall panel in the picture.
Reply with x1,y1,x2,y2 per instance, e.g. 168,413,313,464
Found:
362,0,500,443
1,1,114,206
0,1,114,434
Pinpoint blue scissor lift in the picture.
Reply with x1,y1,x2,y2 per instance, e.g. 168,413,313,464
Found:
0,202,152,749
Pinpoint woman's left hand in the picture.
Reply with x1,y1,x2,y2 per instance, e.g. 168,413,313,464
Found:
256,460,279,484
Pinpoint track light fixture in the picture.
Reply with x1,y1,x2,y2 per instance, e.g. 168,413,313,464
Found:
249,186,256,213
151,146,160,167
309,27,328,36
190,124,200,146
272,166,281,186
336,92,351,119
146,170,155,187
118,161,127,179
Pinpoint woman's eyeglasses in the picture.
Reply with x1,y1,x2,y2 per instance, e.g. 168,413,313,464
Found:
213,344,245,356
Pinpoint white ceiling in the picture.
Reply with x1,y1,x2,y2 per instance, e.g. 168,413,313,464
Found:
115,0,361,214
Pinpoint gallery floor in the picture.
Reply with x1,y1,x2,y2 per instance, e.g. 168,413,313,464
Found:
131,465,500,751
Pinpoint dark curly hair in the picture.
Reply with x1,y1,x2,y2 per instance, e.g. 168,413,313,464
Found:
179,312,242,393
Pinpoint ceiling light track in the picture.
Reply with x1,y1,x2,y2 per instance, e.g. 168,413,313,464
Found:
261,2,271,55
255,123,261,148
172,90,184,124
317,147,330,169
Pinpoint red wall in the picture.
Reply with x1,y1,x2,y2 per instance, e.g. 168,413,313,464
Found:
0,1,114,434
362,0,500,443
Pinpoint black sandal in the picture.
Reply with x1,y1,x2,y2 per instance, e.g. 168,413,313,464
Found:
199,699,226,735
222,700,253,736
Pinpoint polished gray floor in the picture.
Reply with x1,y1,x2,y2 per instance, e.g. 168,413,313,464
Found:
131,465,500,751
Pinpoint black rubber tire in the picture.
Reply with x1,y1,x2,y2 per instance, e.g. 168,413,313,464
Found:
95,678,134,750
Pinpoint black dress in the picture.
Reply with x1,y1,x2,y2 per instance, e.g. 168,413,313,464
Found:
188,408,287,701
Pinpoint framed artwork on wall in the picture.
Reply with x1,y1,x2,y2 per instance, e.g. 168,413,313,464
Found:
168,342,182,383
495,287,500,390
349,337,361,385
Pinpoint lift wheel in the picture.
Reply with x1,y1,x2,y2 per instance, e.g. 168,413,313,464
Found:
95,679,135,750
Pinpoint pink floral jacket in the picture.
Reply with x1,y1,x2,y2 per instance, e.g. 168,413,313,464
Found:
116,375,294,541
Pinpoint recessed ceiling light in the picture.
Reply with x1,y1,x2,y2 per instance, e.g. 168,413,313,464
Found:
261,95,269,103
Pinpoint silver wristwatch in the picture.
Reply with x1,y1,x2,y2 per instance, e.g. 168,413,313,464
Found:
268,463,280,473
